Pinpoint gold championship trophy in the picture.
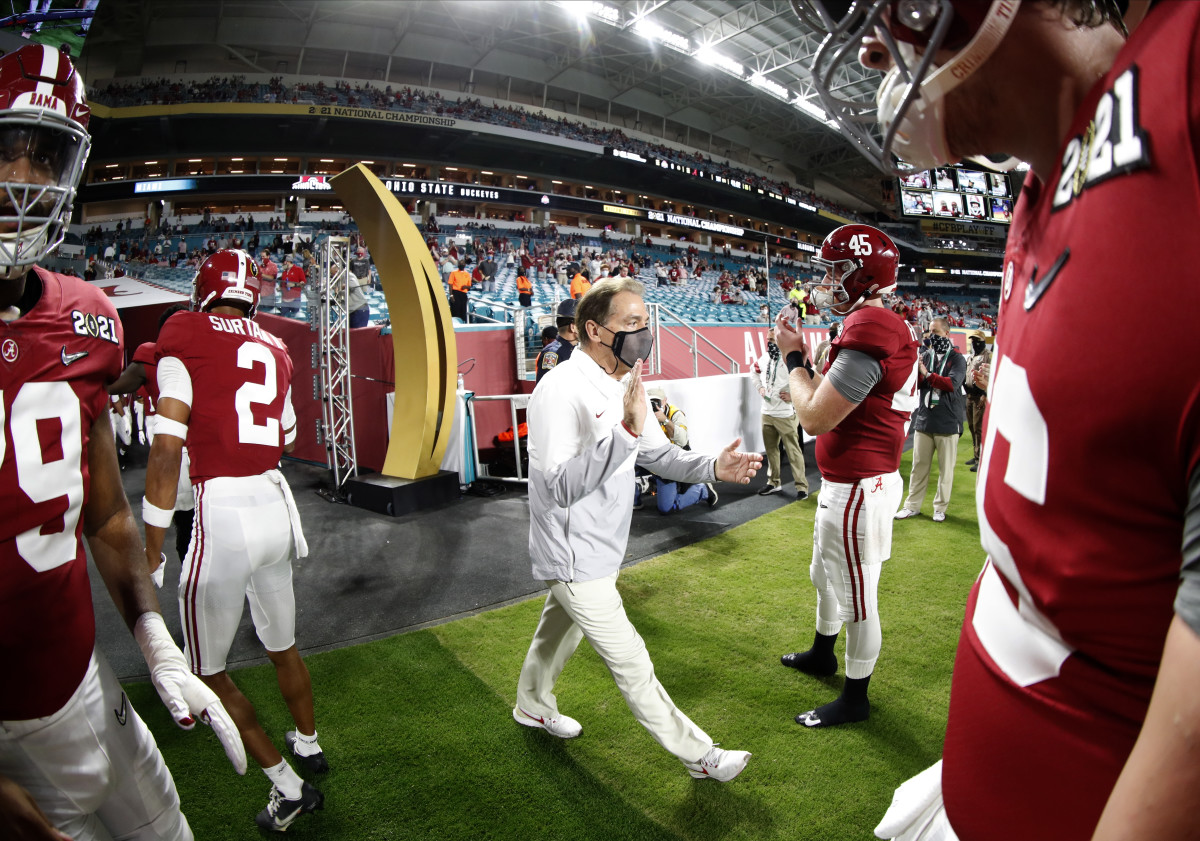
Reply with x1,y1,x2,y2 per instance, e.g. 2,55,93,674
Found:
331,164,461,514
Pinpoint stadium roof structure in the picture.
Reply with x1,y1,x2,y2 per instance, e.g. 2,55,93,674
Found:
84,0,887,210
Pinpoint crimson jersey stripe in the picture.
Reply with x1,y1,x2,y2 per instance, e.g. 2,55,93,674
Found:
841,484,862,621
849,486,866,619
184,482,205,674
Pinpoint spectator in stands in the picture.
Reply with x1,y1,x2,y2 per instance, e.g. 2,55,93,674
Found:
569,267,591,300
279,253,305,317
895,318,966,524
752,327,809,499
655,262,668,286
516,270,533,307
258,249,278,312
963,330,991,473
637,387,717,512
479,251,497,294
535,299,578,383
448,260,471,321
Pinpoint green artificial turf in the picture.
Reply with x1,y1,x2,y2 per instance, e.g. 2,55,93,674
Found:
128,441,985,840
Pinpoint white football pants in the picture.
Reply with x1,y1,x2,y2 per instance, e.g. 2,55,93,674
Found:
0,649,193,841
810,472,902,679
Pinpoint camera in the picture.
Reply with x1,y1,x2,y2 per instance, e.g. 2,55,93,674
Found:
650,398,663,412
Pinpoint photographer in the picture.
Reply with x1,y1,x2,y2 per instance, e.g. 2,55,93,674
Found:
963,329,991,472
635,387,716,512
895,318,967,523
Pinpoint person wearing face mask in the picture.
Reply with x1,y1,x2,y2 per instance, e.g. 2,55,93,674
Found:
752,326,809,499
963,329,991,473
513,277,762,782
895,318,966,524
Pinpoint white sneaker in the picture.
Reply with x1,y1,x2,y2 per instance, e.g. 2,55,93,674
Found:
684,746,751,782
932,511,946,523
512,706,582,739
894,508,919,520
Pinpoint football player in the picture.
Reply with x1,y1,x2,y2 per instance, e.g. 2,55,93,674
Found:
793,1,1200,838
142,249,326,832
773,224,918,728
0,45,246,841
108,303,195,566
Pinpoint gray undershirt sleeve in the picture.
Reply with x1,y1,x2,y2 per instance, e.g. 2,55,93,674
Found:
824,348,883,405
1174,467,1200,635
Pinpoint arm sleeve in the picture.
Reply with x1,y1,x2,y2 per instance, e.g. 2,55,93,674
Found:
824,348,883,405
636,402,715,483
156,356,193,407
927,352,967,393
1175,467,1200,635
282,387,297,444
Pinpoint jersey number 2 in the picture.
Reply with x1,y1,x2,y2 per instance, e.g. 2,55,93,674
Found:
236,342,280,446
1,383,84,572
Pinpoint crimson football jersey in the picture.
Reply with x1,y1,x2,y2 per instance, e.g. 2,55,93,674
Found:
0,268,123,720
155,312,293,483
941,6,1200,840
132,340,158,414
816,306,919,483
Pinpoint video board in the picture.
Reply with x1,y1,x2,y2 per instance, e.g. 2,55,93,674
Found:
898,166,1012,225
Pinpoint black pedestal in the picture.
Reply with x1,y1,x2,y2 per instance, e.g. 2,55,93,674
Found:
343,470,460,516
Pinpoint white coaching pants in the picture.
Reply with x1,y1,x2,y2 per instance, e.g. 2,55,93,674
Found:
180,472,306,676
0,650,192,841
516,572,713,763
811,472,902,679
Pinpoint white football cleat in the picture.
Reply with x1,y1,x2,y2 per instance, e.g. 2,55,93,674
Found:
513,706,582,739
684,746,751,782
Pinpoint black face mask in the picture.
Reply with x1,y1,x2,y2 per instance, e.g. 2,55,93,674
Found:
971,339,986,355
930,334,952,354
598,324,654,371
767,340,780,360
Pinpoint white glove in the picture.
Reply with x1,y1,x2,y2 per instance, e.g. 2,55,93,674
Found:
133,612,248,775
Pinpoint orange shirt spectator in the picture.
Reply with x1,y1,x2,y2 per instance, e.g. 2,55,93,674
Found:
570,272,591,300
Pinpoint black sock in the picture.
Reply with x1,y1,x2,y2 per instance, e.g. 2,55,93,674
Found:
796,674,871,728
780,631,839,676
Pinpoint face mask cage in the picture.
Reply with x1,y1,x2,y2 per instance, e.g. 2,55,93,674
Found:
806,255,857,311
792,0,958,175
795,1,1024,175
0,110,90,269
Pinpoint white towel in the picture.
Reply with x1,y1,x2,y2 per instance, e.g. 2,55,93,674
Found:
874,761,960,841
265,469,309,559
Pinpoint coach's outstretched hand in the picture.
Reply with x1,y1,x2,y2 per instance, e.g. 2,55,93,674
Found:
133,613,248,775
715,438,762,484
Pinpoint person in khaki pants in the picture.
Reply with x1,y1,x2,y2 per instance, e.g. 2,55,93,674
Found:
895,318,966,523
751,326,809,499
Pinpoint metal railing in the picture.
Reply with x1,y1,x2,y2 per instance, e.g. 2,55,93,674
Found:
648,302,740,377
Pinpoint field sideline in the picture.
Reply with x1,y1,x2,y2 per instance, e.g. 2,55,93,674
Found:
126,446,985,840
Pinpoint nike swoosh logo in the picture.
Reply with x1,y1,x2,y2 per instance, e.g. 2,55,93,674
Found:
61,346,89,367
114,692,128,726
1023,248,1070,311
595,411,605,418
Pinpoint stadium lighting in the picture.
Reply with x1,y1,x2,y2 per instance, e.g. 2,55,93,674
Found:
632,18,689,53
695,48,743,78
749,75,789,100
554,1,619,26
793,96,839,128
